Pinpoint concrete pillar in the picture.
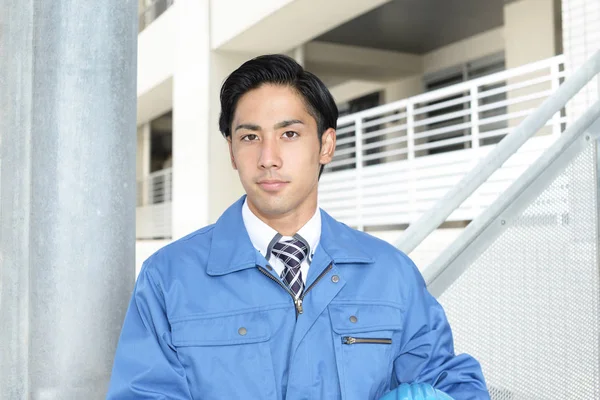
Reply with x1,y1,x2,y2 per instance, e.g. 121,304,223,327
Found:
172,0,211,238
0,0,137,398
504,0,560,68
293,45,306,67
381,75,423,162
0,4,32,396
172,0,253,237
503,0,561,133
383,75,423,104
208,52,253,223
562,0,600,121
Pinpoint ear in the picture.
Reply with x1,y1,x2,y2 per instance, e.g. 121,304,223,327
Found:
319,128,336,166
227,138,237,170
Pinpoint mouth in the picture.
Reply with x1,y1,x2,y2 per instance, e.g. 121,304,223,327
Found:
257,180,289,192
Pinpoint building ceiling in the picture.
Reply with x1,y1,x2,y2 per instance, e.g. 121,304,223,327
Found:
315,0,505,54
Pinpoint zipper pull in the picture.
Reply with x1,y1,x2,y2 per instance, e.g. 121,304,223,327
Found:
343,336,356,345
295,298,304,314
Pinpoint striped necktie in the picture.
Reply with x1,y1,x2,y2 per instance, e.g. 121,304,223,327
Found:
271,238,308,298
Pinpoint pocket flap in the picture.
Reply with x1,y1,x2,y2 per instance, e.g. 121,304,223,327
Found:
171,310,271,346
329,303,404,334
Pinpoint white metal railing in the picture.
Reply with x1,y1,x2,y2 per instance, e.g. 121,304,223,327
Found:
397,50,600,255
407,50,600,400
138,0,174,32
320,55,567,229
136,168,172,239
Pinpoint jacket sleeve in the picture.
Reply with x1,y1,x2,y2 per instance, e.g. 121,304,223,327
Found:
392,255,490,400
107,259,193,399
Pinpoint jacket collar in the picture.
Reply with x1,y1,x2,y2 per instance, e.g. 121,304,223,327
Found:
317,208,374,264
206,196,265,276
207,196,373,276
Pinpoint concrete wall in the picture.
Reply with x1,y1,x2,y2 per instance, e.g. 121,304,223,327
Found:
423,27,505,75
504,0,560,68
383,74,423,104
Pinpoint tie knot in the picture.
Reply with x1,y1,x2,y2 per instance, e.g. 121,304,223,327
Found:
272,238,308,269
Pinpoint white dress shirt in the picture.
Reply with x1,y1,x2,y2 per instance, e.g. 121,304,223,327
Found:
242,198,321,283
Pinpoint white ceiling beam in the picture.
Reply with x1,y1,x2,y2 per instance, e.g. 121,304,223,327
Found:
211,0,392,53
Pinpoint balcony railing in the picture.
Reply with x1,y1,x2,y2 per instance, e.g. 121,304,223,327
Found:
138,0,174,32
134,56,568,239
136,168,172,239
319,55,567,229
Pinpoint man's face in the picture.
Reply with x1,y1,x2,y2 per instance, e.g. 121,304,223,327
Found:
228,84,335,223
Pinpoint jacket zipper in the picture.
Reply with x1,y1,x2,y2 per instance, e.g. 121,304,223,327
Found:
342,336,392,345
258,266,301,316
297,264,333,314
257,264,333,317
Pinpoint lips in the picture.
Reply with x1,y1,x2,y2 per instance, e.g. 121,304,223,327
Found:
257,180,289,192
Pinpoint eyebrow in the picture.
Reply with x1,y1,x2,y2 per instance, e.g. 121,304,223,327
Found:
234,123,260,132
234,119,304,133
274,119,304,129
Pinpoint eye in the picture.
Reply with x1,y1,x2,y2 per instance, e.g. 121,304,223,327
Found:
242,134,259,142
282,131,299,139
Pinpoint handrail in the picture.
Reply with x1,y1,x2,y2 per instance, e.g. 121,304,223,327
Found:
424,99,600,296
395,49,600,254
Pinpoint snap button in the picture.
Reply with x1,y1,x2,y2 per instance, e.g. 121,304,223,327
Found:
331,275,340,283
349,316,358,323
266,265,273,271
238,327,247,336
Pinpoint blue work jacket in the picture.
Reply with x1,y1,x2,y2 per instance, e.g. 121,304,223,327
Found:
107,196,489,399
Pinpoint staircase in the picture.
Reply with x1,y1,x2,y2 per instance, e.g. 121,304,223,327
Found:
396,51,600,399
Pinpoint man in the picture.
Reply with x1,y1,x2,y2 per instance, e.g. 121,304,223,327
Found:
107,55,489,399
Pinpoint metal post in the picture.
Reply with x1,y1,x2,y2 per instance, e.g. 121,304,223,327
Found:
141,123,151,206
551,61,561,137
406,102,417,221
0,1,138,398
470,86,480,149
355,118,364,230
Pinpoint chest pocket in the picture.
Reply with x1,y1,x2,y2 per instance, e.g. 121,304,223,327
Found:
329,302,404,400
171,310,277,400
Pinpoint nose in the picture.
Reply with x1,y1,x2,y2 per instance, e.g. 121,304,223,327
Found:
258,136,282,170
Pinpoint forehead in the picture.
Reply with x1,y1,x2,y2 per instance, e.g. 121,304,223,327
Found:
233,84,315,124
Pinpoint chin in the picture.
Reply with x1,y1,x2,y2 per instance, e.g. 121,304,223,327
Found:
251,196,294,217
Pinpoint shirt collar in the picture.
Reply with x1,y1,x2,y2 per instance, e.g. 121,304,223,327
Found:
242,197,321,260
206,196,373,276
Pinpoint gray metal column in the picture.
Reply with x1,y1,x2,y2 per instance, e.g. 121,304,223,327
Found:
0,0,138,398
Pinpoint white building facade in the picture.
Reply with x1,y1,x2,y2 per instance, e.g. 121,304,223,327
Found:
134,0,599,272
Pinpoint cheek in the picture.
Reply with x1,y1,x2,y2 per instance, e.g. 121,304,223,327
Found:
233,147,257,170
287,143,320,165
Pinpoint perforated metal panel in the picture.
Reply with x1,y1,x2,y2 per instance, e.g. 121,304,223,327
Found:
438,141,600,399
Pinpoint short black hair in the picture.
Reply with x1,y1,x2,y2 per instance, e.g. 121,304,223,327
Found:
219,54,338,142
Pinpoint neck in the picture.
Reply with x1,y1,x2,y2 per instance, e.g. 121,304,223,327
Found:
248,200,317,236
